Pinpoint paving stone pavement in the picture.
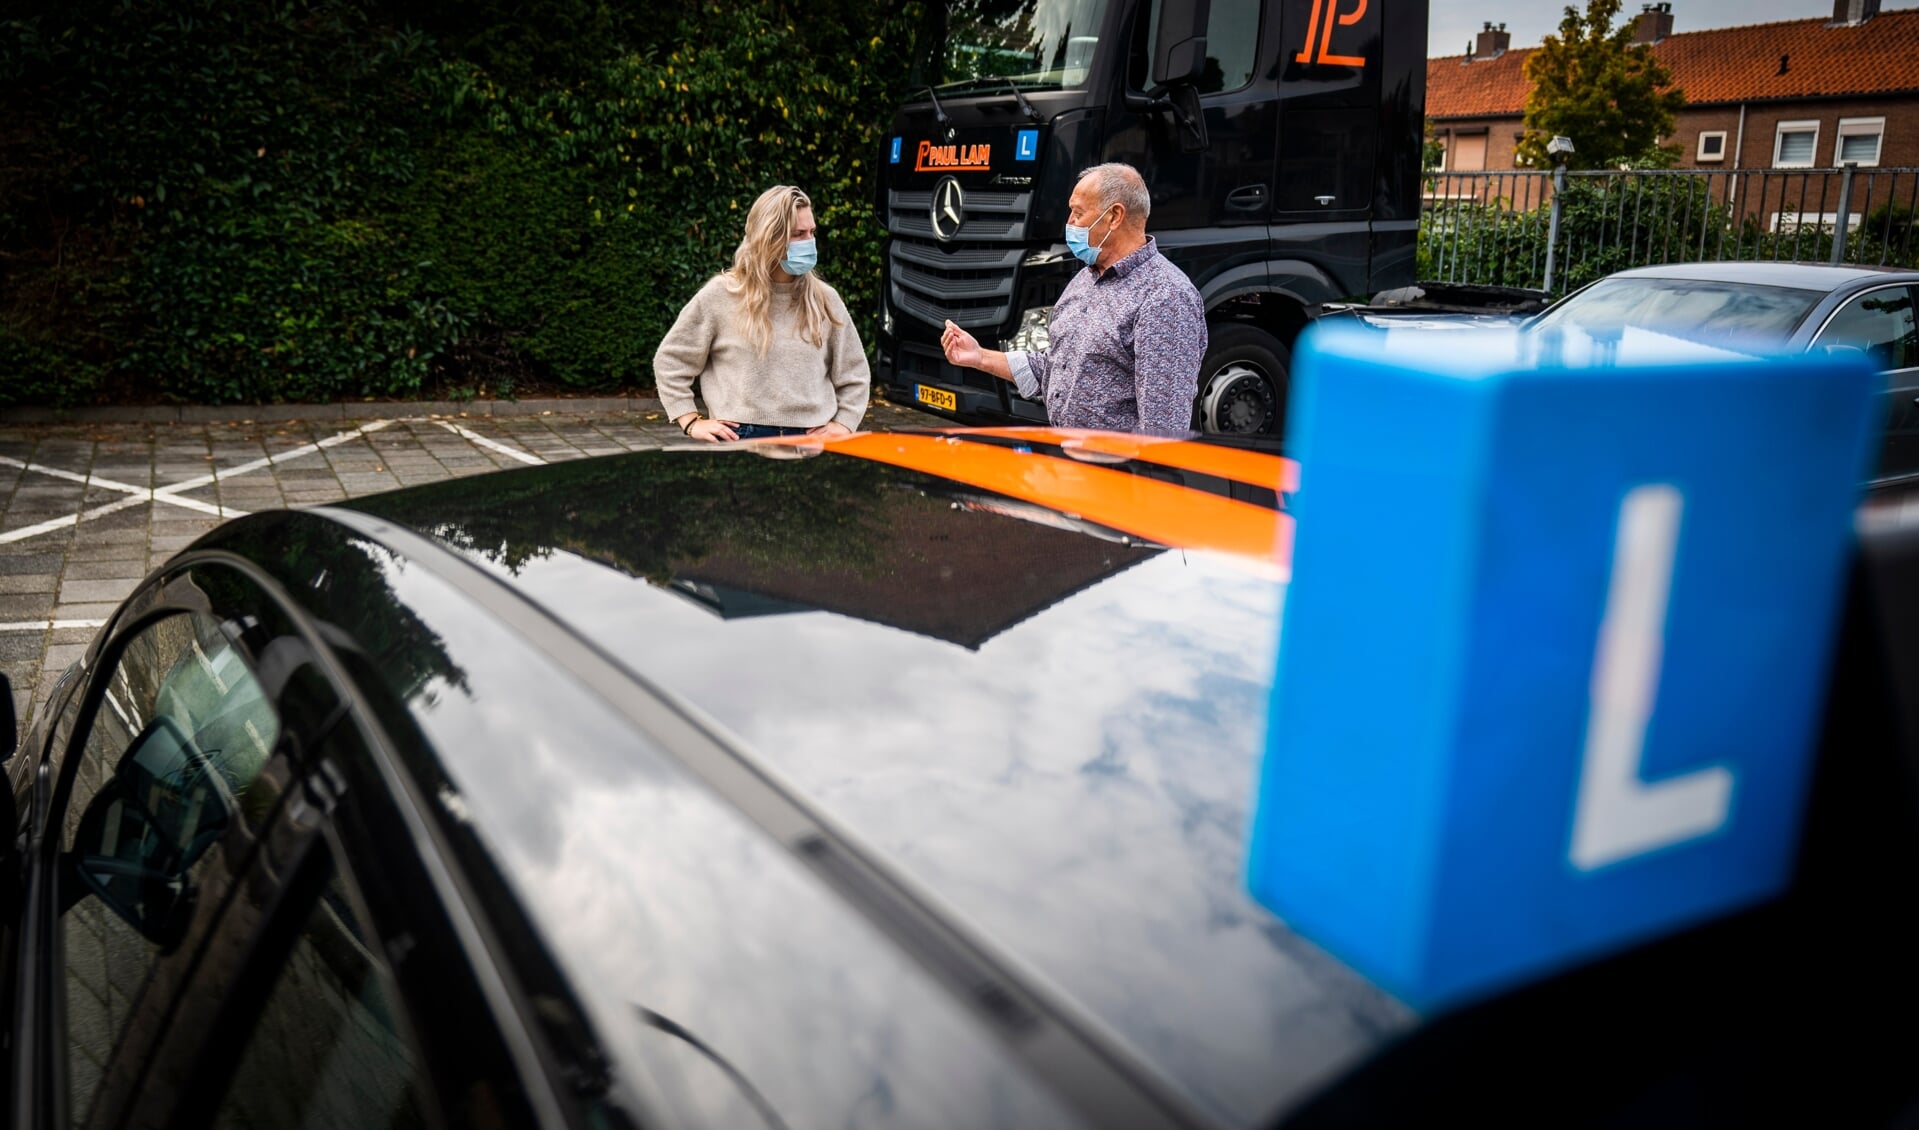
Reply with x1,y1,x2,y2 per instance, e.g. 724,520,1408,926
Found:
0,399,942,733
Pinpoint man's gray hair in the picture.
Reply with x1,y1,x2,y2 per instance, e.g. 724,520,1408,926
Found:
1077,162,1150,224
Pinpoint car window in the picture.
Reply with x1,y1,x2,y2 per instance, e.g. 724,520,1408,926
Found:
1530,278,1825,348
213,859,430,1130
61,610,283,1126
1814,286,1919,373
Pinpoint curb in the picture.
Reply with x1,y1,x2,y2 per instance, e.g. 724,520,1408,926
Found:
0,394,666,425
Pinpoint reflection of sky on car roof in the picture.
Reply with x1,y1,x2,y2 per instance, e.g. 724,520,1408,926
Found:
364,549,1080,1130
485,544,1411,1126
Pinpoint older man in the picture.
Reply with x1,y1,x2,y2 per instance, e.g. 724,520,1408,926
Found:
940,162,1206,436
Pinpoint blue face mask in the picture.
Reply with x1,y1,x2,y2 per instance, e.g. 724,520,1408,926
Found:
782,238,818,276
1064,206,1116,267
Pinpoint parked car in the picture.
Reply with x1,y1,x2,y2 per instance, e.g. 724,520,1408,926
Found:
1327,263,1919,486
1,430,1915,1129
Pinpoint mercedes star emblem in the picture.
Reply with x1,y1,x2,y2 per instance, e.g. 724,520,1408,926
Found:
931,176,966,242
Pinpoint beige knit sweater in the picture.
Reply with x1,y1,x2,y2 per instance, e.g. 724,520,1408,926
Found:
653,274,871,431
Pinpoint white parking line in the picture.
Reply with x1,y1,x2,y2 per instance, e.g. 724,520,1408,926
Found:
0,453,236,521
156,417,400,493
0,494,151,545
434,421,546,466
0,618,109,632
0,418,408,547
0,456,138,492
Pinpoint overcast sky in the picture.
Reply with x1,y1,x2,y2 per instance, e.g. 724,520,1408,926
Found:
1429,0,1919,57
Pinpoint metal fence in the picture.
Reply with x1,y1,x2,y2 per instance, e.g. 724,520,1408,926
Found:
1421,166,1919,295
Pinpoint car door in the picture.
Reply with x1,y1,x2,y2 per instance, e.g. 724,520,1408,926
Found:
9,553,551,1129
141,786,440,1130
148,688,552,1130
8,563,328,1128
1810,284,1919,485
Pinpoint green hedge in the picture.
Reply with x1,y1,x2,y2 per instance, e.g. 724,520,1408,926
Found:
0,0,916,406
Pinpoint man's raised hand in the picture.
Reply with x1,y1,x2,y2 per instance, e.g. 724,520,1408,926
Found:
941,319,982,369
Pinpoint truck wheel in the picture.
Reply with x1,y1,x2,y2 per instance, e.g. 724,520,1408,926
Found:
1196,324,1290,436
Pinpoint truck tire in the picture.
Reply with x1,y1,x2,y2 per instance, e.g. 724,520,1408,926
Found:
1196,324,1290,436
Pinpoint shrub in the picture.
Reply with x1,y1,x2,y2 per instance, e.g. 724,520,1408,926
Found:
413,1,912,386
0,0,916,404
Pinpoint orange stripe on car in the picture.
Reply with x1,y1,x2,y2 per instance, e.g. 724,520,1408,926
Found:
942,428,1298,494
812,433,1291,565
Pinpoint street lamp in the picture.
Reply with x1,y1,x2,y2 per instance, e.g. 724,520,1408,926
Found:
1544,136,1575,291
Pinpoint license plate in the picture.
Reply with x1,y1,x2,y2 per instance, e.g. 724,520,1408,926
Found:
916,384,958,412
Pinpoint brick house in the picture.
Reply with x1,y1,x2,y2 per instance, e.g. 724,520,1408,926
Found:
1426,0,1919,228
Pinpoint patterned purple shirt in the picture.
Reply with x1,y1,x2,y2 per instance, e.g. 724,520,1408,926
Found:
1008,236,1207,436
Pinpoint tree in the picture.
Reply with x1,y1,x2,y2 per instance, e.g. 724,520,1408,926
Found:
1516,0,1686,170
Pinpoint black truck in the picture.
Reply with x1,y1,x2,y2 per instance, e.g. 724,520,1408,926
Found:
874,0,1428,435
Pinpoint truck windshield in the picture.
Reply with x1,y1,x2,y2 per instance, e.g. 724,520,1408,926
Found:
919,0,1110,93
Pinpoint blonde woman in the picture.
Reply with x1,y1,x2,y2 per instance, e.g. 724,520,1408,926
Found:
655,186,870,441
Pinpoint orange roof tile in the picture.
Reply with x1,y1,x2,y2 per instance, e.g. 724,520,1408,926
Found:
1428,8,1919,119
1428,42,1532,118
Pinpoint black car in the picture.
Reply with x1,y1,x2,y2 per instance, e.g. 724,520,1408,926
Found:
1,430,1915,1129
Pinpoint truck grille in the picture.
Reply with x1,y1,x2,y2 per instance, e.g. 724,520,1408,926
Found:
896,342,1002,391
887,188,1031,331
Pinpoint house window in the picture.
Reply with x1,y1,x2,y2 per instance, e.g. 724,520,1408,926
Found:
1452,132,1488,172
1697,131,1727,163
1771,212,1863,235
1774,120,1819,168
1835,117,1885,167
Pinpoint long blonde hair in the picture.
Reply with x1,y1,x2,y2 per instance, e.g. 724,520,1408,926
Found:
720,185,842,357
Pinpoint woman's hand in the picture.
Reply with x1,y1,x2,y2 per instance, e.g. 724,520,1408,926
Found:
684,417,739,442
807,421,853,438
940,319,982,369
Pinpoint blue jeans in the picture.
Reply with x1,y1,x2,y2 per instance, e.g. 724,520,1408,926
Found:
732,424,812,439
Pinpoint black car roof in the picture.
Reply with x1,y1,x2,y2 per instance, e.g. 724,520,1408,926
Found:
272,436,1400,1127
183,431,1919,1126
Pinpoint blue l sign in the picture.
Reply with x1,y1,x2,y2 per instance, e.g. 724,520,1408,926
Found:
1245,325,1881,1009
1570,482,1733,872
1016,129,1039,161
890,137,903,164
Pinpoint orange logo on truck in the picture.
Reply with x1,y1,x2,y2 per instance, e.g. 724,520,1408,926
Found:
1295,0,1368,67
916,140,992,172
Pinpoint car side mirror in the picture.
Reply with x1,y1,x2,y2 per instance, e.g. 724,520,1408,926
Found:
1149,0,1211,92
0,672,15,763
63,715,233,948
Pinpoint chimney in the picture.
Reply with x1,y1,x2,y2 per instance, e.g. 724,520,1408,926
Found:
1473,21,1511,60
1633,2,1674,44
1831,0,1880,25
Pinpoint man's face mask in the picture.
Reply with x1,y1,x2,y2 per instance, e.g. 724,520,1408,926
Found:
1064,205,1118,267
